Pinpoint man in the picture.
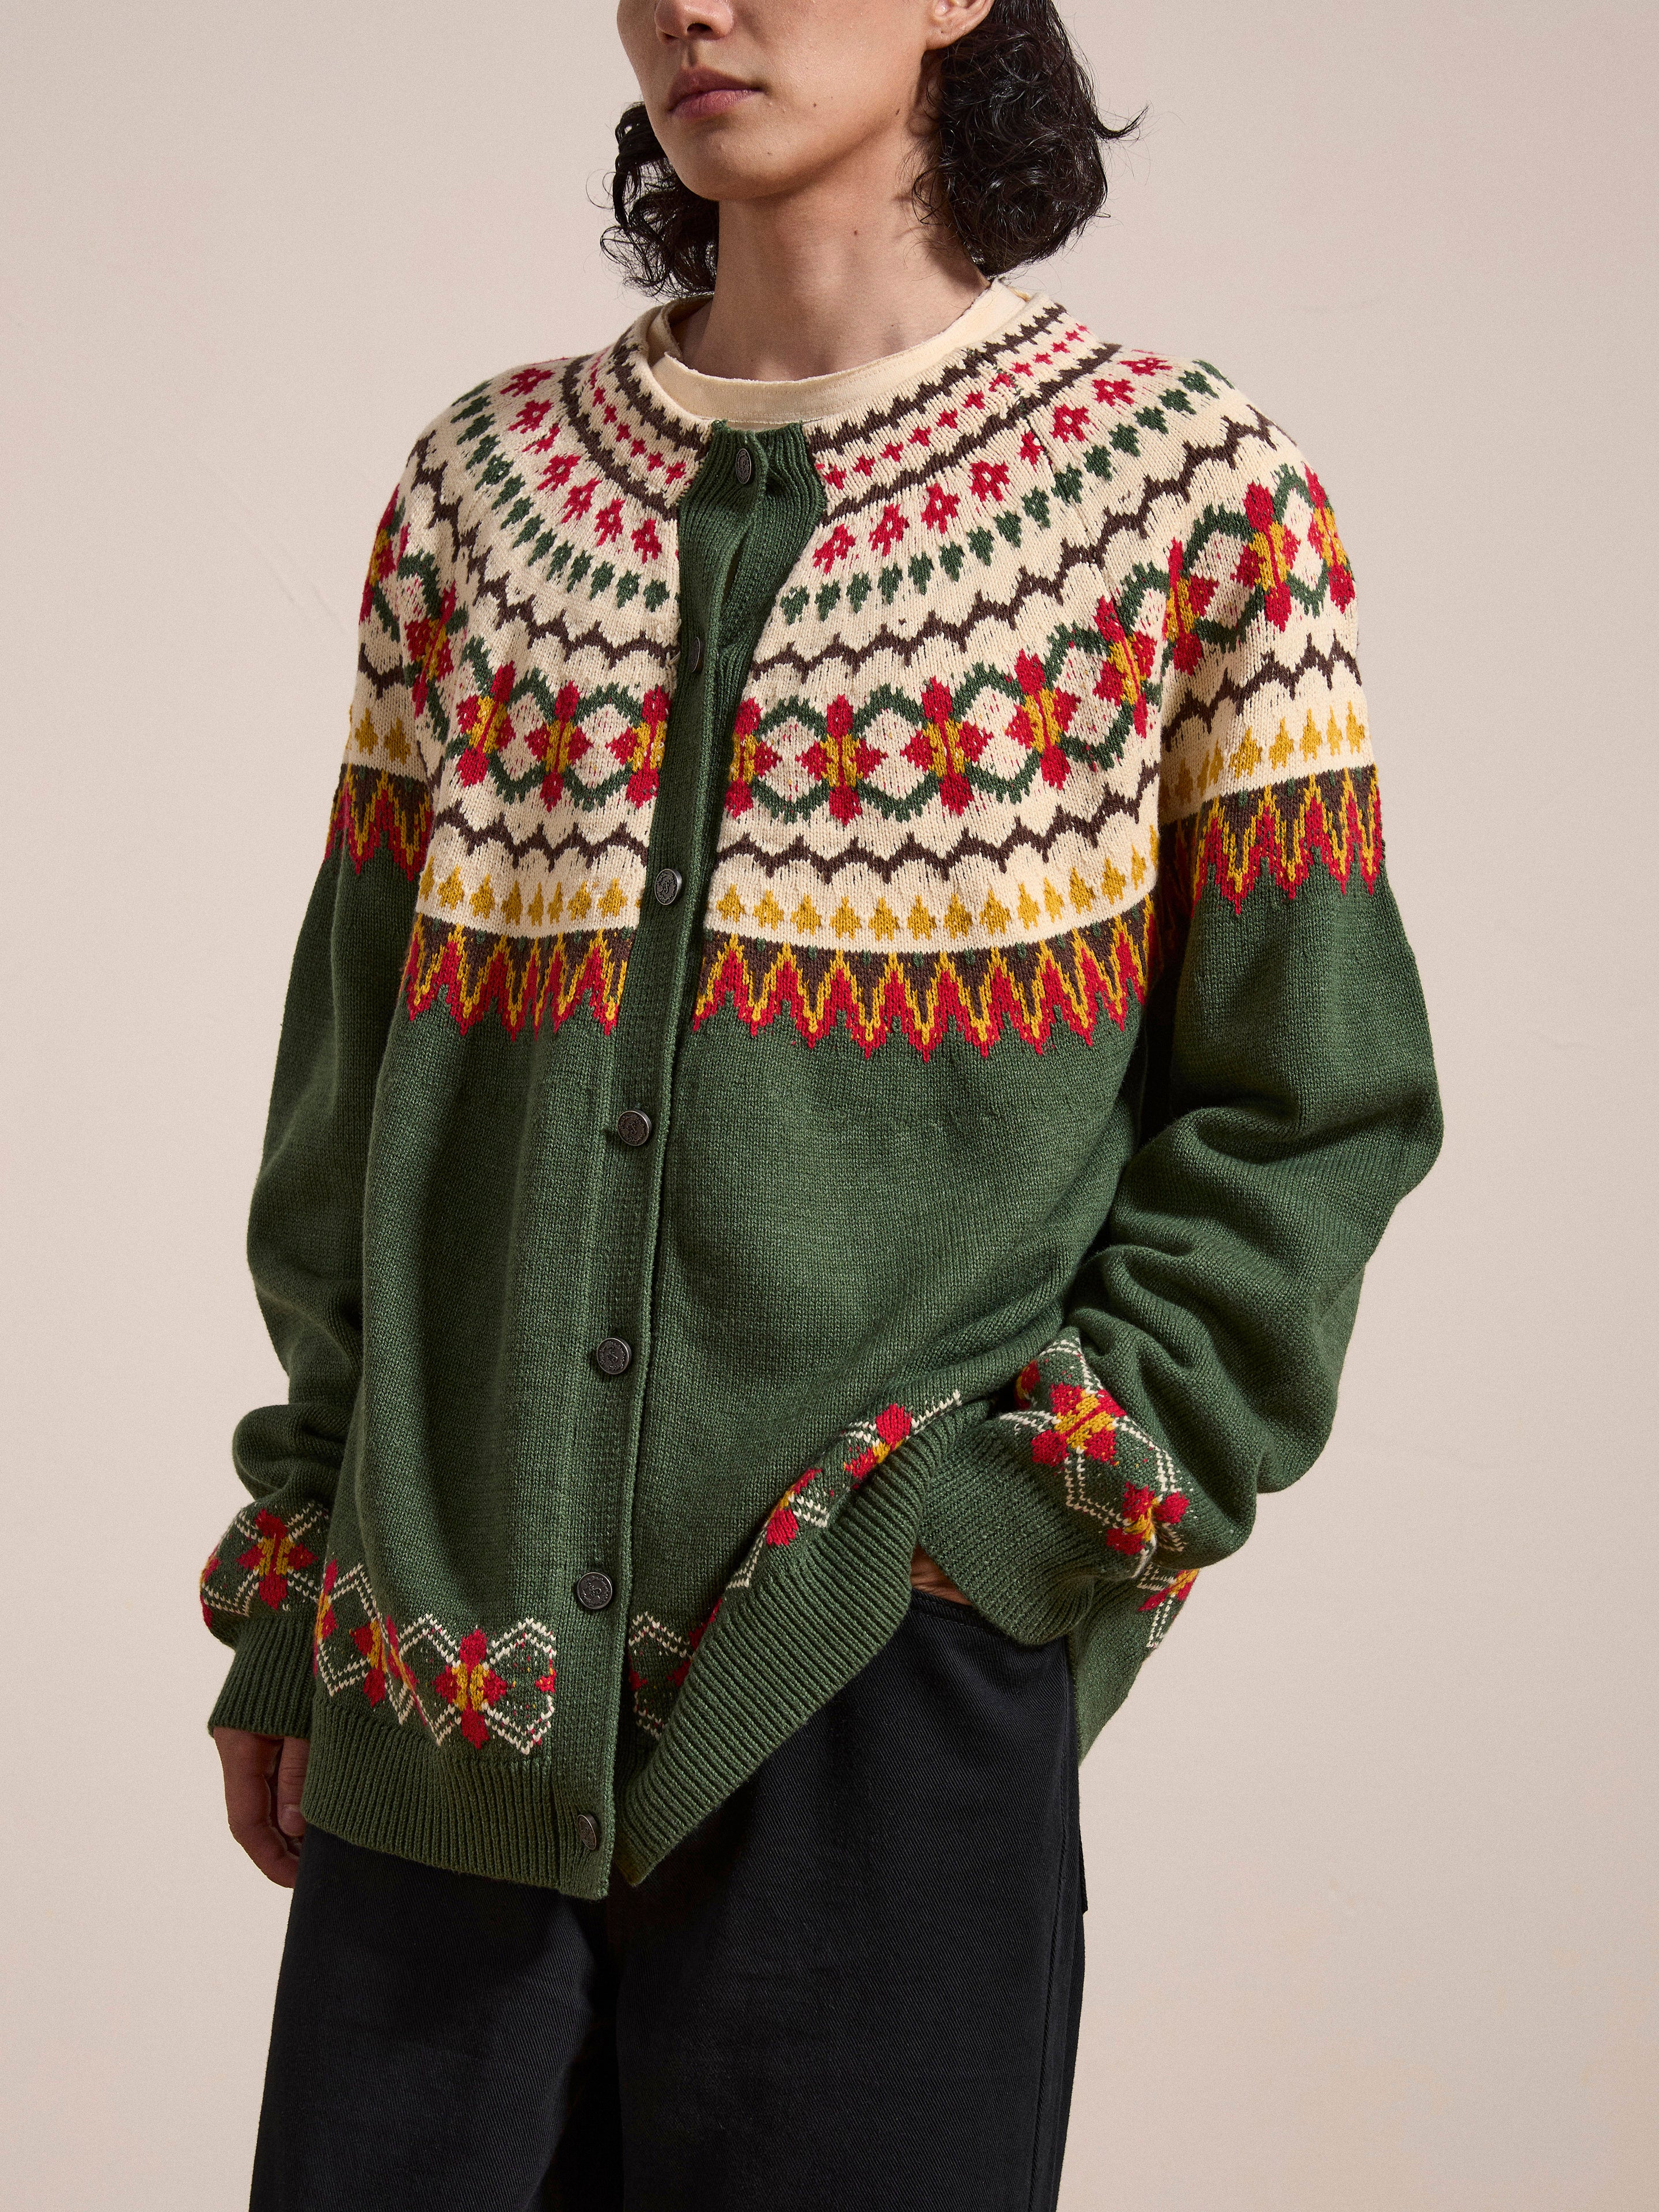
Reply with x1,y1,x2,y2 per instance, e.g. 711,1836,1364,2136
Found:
201,4,1441,2203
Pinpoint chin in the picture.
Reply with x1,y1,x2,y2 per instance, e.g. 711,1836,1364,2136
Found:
658,111,825,208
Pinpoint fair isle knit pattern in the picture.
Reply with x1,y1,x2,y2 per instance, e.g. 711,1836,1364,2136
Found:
347,296,1371,1053
201,290,1440,1895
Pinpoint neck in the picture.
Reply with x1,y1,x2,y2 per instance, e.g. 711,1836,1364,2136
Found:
676,159,988,383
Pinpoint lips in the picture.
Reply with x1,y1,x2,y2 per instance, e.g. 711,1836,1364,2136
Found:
667,67,757,123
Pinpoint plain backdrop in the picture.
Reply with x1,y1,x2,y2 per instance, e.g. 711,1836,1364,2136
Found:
2,4,1655,2207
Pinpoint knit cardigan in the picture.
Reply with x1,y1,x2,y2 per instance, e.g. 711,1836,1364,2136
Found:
199,289,1442,1895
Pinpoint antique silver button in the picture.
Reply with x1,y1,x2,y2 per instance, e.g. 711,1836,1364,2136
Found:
653,868,683,906
734,446,754,485
575,1813,600,1853
593,1336,632,1377
575,1571,615,1613
616,1109,653,1147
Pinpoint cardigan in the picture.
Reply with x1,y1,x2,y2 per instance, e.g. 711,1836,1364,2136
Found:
199,288,1442,1895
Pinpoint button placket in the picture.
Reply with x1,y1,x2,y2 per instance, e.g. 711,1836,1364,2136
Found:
568,422,824,1876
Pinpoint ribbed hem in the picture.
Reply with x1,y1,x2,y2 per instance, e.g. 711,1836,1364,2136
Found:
917,1416,1115,1647
234,1407,1153,1892
206,1616,316,1740
613,1410,969,1885
302,1694,609,1898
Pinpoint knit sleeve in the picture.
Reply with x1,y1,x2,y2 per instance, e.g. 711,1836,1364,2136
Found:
199,465,437,1738
918,419,1442,1729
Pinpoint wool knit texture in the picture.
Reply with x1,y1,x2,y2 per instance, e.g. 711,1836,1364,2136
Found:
200,291,1442,1895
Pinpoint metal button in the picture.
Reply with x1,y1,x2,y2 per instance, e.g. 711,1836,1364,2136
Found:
575,1570,615,1613
593,1336,632,1377
653,868,683,906
616,1108,653,1147
688,635,704,673
575,1813,600,1853
734,446,754,485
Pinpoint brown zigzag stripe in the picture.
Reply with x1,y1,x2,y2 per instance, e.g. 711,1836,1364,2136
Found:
398,773,1380,1048
807,350,1237,521
429,381,685,662
749,546,1132,675
457,537,679,671
1089,406,1283,557
1162,637,1365,744
603,300,1088,524
357,640,409,702
427,804,653,876
691,893,1163,1060
571,354,707,520
327,764,430,881
421,412,676,652
813,321,1090,440
412,442,676,677
601,300,1075,492
411,440,475,578
1165,766,1382,918
404,912,632,1037
748,416,1287,682
807,298,1072,456
715,756,1160,885
752,400,1283,619
606,349,720,479
808,337,1124,521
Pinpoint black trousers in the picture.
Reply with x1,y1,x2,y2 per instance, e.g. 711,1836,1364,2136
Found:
251,1593,1086,2212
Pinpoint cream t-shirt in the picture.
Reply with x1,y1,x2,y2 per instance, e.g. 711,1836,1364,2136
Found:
641,281,1031,427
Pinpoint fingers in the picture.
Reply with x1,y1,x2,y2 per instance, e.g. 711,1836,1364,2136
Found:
214,1726,308,1888
275,1734,310,1846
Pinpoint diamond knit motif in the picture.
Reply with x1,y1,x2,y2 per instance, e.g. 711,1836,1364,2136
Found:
200,1502,327,1629
309,1557,561,1757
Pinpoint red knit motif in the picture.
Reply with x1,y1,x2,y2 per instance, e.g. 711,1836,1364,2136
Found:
433,1631,507,1749
236,1510,316,1613
846,1404,913,1485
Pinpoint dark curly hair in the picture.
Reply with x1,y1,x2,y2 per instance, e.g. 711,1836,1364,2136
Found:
603,0,1138,296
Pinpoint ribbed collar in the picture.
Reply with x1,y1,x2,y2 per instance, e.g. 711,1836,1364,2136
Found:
559,288,1120,523
642,282,1030,429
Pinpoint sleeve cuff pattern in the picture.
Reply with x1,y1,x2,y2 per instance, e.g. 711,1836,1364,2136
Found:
199,1499,331,1637
200,1500,332,1737
919,1327,1205,1654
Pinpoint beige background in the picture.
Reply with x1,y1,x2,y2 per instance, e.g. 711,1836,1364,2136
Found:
3,3,1654,2205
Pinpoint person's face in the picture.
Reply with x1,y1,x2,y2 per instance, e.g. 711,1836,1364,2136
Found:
615,0,994,206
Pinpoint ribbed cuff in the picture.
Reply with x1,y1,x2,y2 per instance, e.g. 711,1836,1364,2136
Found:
917,1415,1120,1646
206,1615,317,1740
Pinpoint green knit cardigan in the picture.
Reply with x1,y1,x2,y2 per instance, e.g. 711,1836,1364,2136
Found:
199,292,1441,1895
